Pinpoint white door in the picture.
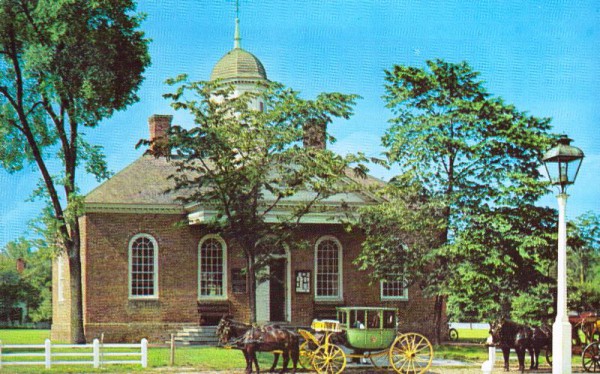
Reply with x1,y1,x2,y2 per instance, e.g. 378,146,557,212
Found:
255,266,270,323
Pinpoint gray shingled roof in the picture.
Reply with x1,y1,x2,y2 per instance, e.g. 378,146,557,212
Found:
85,155,182,205
85,155,383,207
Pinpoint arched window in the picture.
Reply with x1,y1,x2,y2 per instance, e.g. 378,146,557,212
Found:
314,236,343,300
129,234,159,298
198,235,227,299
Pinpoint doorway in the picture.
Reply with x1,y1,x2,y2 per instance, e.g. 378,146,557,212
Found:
269,258,286,321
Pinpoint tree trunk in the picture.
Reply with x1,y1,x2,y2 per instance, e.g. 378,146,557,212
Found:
247,254,257,324
67,240,86,344
433,294,445,345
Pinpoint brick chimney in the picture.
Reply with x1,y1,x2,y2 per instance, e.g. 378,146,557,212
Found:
302,119,326,150
16,258,26,274
148,114,173,156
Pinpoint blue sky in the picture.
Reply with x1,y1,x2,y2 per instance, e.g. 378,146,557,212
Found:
0,0,598,248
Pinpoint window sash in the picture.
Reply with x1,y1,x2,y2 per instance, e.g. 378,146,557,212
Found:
315,238,341,299
129,235,158,298
380,278,408,300
199,236,227,299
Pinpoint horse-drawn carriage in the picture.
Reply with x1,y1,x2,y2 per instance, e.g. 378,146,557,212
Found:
298,306,434,374
570,311,600,372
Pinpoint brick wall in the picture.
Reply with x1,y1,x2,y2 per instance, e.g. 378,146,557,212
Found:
74,212,443,342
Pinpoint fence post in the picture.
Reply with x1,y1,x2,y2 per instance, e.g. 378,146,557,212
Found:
141,338,148,368
45,339,51,369
0,339,3,369
93,338,100,368
170,334,175,366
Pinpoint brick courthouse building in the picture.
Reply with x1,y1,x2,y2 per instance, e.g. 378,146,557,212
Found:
51,17,444,343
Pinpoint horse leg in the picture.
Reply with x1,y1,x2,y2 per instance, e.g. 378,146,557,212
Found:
243,350,252,374
279,351,290,374
291,338,299,374
531,347,539,369
269,353,279,372
516,347,525,373
252,349,260,374
502,347,511,371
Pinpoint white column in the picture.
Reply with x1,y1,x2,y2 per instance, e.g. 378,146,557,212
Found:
552,193,572,374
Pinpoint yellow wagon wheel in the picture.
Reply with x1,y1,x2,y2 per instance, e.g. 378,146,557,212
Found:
299,340,315,369
311,344,347,374
389,332,433,374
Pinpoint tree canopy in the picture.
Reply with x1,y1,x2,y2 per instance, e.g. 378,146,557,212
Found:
0,0,150,342
144,77,367,322
357,59,555,341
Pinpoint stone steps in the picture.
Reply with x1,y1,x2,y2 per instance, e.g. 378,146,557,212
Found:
167,325,219,346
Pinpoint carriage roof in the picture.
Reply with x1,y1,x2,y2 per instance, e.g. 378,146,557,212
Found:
336,306,398,312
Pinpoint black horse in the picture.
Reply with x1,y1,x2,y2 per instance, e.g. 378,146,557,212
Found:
490,318,534,372
530,324,552,369
216,315,299,374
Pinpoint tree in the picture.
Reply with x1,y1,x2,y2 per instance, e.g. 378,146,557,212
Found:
0,236,53,323
359,59,554,343
568,212,600,285
143,77,366,323
567,212,600,313
0,0,149,342
446,205,557,323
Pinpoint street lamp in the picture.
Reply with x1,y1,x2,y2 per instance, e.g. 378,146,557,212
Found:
542,134,584,374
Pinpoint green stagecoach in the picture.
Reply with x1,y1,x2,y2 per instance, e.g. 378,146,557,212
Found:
298,306,434,374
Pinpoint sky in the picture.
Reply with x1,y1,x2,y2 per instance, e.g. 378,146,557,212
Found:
0,0,599,249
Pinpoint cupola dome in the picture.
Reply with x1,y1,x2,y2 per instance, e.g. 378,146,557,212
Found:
210,16,267,83
210,48,267,82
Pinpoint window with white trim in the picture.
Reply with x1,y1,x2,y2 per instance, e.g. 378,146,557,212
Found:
129,234,159,298
198,235,227,299
380,276,408,300
315,236,342,299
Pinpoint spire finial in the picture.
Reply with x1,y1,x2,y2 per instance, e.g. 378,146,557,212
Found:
234,0,241,49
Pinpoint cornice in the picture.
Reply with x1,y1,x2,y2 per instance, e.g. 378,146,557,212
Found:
84,203,184,215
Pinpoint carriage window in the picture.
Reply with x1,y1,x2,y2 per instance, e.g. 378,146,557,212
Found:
129,234,159,298
383,310,396,328
199,235,227,299
380,277,408,300
315,236,342,299
231,268,246,294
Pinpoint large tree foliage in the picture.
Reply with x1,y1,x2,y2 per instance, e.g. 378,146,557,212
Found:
446,205,557,324
0,0,149,342
0,236,52,324
357,59,554,342
568,212,600,313
144,77,366,323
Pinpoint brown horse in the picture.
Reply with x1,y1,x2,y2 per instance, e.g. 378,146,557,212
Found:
490,318,534,372
216,315,299,374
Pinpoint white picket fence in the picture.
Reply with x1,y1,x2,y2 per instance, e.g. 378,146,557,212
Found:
0,338,148,369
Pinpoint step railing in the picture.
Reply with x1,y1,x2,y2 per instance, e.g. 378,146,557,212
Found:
0,338,148,369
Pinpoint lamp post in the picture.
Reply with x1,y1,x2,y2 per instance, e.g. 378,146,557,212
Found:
542,135,584,374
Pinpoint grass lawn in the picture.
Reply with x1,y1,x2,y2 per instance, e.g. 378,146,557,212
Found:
0,329,579,372
0,328,51,344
